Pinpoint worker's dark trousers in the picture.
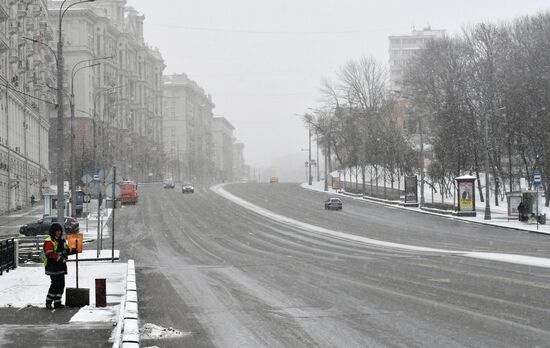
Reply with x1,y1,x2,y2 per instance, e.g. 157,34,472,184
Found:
46,274,65,305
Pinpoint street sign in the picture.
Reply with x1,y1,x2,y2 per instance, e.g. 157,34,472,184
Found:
82,174,93,185
89,182,104,196
105,168,115,184
534,172,542,186
105,183,121,198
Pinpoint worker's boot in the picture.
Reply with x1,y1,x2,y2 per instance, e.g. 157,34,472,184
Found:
54,302,65,309
46,300,53,309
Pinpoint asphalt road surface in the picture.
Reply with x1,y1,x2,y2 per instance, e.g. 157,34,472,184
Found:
0,205,43,239
116,182,550,347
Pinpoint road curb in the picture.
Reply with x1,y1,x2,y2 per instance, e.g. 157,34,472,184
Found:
113,259,139,348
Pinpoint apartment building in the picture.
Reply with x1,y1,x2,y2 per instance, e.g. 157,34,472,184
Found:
163,73,215,183
0,0,54,213
48,0,165,182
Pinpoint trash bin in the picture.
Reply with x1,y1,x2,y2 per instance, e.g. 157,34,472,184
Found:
538,213,546,225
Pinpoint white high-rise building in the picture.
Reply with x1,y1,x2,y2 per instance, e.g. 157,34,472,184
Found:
389,27,445,92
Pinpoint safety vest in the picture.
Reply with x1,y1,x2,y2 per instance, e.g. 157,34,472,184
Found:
43,236,69,275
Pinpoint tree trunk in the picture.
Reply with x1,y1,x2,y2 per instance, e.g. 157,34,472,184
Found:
474,148,484,202
507,135,514,192
361,166,366,195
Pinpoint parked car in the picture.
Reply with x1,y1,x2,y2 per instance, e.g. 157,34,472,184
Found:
324,198,343,210
182,183,194,194
19,216,80,236
164,179,175,189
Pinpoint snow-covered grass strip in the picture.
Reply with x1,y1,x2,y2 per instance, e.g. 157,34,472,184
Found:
213,184,550,269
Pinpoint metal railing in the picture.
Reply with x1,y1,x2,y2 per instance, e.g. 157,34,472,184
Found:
0,238,16,275
18,236,45,264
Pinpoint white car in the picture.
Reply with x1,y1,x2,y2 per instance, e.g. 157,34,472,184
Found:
182,183,194,194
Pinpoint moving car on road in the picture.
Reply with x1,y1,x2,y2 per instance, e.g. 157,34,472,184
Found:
269,176,279,183
182,183,194,194
164,179,175,189
19,216,80,236
324,197,343,210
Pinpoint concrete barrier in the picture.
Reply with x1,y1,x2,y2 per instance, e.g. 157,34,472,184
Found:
113,259,139,348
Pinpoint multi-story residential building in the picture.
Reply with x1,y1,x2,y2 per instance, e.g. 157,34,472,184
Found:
389,27,445,92
48,0,165,183
0,0,55,214
163,73,215,183
212,117,234,182
389,27,445,139
232,142,247,181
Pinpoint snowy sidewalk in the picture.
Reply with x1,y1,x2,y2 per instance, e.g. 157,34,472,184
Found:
0,259,128,347
303,181,550,236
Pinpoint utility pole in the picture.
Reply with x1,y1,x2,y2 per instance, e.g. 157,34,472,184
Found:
484,111,491,220
308,124,312,186
70,60,104,218
56,5,66,222
316,132,320,182
324,150,328,192
419,116,425,205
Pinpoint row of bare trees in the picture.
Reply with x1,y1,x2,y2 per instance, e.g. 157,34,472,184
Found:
306,57,417,198
307,12,550,205
405,12,550,205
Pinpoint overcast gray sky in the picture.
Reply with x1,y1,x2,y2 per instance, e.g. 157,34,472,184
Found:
126,0,548,169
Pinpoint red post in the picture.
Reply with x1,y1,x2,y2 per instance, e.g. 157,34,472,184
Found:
76,239,79,288
95,278,106,307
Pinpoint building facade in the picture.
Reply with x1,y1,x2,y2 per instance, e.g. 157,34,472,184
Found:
389,27,445,139
48,0,165,184
0,0,55,214
388,27,445,92
212,117,234,182
232,142,247,181
163,73,215,183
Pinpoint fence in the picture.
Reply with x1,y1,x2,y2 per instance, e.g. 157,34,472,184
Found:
0,238,17,275
17,236,45,264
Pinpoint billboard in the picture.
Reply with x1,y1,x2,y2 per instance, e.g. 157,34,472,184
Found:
458,181,474,211
404,176,418,203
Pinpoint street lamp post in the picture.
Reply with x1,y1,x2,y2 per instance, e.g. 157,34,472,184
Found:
70,60,104,217
92,85,123,173
484,111,491,220
308,122,312,185
56,0,96,222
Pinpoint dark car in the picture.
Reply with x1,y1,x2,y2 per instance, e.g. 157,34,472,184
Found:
19,216,80,236
182,183,194,194
324,197,343,210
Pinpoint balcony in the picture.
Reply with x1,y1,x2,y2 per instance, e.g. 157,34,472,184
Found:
9,50,19,64
8,19,19,35
0,33,8,53
0,2,9,21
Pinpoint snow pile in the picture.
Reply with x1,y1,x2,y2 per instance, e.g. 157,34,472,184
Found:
140,323,191,340
70,304,120,323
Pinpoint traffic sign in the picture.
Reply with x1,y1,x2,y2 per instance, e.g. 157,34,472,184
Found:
105,183,121,198
82,174,93,185
105,168,115,183
534,172,542,186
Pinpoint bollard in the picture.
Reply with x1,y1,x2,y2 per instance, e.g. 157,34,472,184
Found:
95,278,107,307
